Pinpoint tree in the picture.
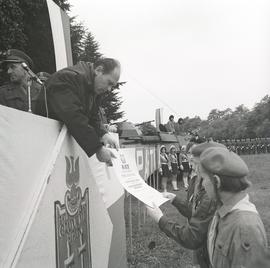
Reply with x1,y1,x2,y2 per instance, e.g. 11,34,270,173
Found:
70,18,85,64
234,104,249,116
0,0,26,51
100,82,125,123
256,119,270,137
70,21,102,64
207,109,221,122
181,116,202,133
80,32,102,63
246,95,270,137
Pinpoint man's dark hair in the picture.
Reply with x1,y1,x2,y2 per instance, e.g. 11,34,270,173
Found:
169,115,174,121
211,174,251,193
94,58,120,74
159,124,167,132
177,118,183,124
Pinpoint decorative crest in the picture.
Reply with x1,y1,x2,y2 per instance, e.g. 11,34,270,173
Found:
65,156,80,188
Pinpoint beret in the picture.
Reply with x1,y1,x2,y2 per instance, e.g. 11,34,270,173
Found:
200,147,249,177
191,141,225,157
1,49,34,69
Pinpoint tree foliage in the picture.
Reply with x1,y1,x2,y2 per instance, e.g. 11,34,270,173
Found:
180,95,270,140
70,18,85,64
80,32,102,63
0,0,26,51
100,89,124,122
100,83,125,123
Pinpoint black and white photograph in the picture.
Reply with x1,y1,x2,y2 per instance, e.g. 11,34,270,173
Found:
0,0,269,267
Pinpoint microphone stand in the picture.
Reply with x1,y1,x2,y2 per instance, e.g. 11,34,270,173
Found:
22,63,44,114
26,77,44,114
27,79,32,113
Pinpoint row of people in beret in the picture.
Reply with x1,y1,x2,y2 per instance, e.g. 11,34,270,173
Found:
149,141,268,268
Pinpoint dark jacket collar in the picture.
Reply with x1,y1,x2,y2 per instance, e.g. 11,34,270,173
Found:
71,61,95,92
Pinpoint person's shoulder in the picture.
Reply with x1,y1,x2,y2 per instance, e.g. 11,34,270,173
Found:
0,83,15,103
51,66,77,78
228,210,266,241
0,83,13,91
46,67,79,88
50,62,92,83
0,83,14,96
232,210,262,225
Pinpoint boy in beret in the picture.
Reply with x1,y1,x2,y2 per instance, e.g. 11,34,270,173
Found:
146,141,225,268
200,147,267,268
0,49,41,113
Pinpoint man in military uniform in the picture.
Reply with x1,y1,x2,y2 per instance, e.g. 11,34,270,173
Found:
0,49,41,113
200,147,267,268
146,141,225,268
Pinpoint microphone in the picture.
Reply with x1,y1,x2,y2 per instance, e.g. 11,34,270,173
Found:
21,62,43,85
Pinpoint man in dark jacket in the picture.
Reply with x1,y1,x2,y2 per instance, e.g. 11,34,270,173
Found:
37,58,121,165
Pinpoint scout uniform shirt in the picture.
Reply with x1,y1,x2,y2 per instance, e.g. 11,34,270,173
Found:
208,193,267,268
159,175,217,268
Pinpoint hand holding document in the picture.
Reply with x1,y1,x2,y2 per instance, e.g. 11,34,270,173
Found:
146,202,164,223
110,149,169,208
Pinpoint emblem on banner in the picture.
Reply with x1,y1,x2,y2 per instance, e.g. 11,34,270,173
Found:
54,156,92,268
120,153,130,169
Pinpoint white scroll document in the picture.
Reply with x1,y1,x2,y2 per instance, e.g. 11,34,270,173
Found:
110,148,169,208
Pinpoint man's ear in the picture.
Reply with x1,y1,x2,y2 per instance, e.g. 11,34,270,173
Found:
94,65,104,76
213,175,221,189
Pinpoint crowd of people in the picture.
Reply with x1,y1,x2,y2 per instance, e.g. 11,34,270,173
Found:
219,138,270,155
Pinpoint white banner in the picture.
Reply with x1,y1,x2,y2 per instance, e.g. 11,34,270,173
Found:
0,105,127,268
112,149,168,208
46,0,73,70
88,155,124,209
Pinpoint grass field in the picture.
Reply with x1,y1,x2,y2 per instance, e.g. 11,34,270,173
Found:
125,154,270,268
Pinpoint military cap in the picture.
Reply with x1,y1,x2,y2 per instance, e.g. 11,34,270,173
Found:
191,141,226,157
1,49,34,69
200,147,249,178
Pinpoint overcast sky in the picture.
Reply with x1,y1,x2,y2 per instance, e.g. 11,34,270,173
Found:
69,0,270,124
